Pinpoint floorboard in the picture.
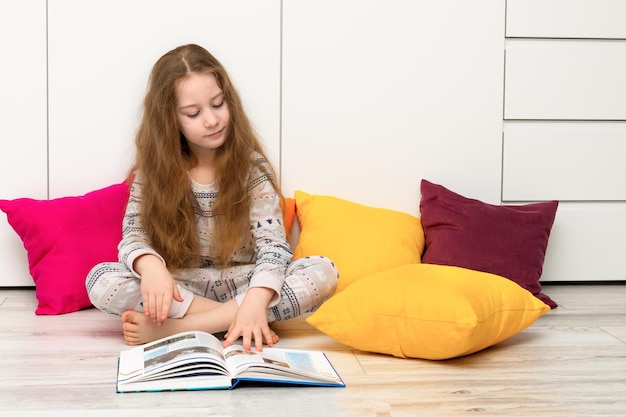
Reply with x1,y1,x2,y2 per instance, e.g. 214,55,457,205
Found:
1,284,625,417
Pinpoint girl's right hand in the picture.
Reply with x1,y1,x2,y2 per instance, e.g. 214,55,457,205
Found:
134,255,183,325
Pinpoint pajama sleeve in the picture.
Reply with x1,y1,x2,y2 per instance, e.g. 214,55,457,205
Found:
117,173,166,277
237,156,293,306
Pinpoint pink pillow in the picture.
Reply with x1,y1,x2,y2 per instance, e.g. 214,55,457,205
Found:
0,182,129,315
419,179,558,308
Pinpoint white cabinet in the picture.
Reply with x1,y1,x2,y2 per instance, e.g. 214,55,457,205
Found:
0,0,47,286
504,2,626,281
281,0,506,214
2,1,625,286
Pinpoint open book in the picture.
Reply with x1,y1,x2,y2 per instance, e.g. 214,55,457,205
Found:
116,331,345,392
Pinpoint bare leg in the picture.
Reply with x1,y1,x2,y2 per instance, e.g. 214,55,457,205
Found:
121,296,279,346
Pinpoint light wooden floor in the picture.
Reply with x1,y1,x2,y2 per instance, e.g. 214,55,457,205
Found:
1,284,625,417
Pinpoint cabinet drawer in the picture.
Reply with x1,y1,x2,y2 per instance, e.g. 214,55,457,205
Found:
505,41,626,120
502,123,626,201
507,0,626,39
541,203,626,281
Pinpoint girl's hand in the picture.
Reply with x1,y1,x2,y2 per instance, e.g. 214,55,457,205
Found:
223,287,274,352
135,254,183,325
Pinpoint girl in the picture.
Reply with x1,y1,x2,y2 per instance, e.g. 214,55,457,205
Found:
86,44,338,351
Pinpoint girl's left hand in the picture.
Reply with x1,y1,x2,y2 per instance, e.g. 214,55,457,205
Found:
223,287,275,352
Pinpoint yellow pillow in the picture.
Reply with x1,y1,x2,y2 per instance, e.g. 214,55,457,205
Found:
306,264,550,360
293,191,424,292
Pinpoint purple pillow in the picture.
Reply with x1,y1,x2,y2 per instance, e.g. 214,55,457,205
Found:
0,182,129,315
419,179,558,308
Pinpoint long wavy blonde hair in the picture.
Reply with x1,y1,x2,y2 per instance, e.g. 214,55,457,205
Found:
130,44,280,269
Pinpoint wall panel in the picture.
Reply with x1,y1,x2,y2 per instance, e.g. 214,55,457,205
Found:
0,0,47,286
281,0,506,214
48,0,281,197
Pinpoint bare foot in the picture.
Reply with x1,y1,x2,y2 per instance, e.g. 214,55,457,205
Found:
121,310,175,345
269,327,280,345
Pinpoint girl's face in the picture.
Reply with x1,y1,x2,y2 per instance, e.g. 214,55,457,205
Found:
176,72,230,157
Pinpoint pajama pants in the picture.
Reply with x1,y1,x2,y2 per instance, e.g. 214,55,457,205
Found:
85,256,338,323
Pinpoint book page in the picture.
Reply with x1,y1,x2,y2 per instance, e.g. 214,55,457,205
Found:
118,331,227,383
223,345,343,384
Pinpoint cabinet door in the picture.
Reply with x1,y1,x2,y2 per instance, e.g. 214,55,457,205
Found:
507,0,626,39
542,204,626,281
281,0,505,214
0,0,47,286
503,122,626,201
48,0,281,198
